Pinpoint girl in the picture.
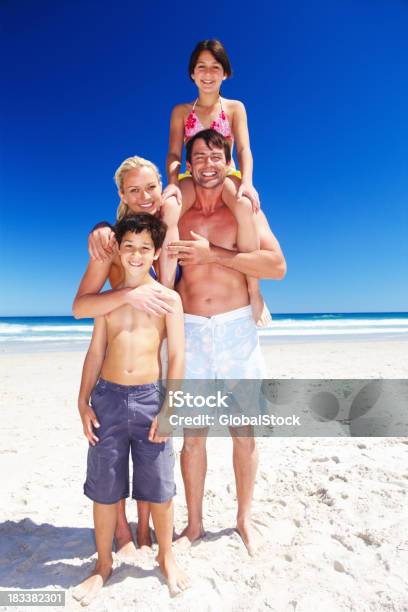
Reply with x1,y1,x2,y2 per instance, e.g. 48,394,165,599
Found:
163,39,270,326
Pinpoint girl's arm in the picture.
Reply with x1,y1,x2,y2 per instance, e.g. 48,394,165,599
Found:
78,316,107,445
232,101,260,210
163,105,185,205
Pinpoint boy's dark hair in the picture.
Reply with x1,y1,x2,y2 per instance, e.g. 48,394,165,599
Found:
189,39,232,80
114,213,167,250
186,129,232,165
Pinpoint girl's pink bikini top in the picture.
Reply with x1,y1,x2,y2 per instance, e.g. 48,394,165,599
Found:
184,97,233,142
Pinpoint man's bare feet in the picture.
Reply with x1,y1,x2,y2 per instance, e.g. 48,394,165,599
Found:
236,518,263,556
174,524,205,549
72,562,112,606
157,552,191,596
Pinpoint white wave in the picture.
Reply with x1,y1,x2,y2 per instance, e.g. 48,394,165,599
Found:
269,318,408,329
0,324,93,335
0,335,91,342
0,324,28,333
259,327,408,337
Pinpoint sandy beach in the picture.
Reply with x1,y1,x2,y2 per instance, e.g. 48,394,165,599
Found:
1,340,407,611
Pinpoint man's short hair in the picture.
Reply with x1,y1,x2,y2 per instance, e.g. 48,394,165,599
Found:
114,213,167,250
186,129,232,165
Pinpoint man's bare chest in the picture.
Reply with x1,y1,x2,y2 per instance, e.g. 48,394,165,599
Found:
179,207,237,250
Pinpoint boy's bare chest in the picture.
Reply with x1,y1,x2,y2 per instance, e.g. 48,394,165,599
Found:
105,305,164,336
179,206,238,250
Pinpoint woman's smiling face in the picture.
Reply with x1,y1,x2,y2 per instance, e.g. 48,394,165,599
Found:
120,166,162,215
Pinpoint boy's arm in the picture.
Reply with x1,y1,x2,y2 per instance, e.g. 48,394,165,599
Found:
148,292,184,442
72,259,177,319
165,292,185,380
78,316,107,446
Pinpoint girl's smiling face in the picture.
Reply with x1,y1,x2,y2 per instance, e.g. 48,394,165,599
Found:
191,50,226,93
120,166,161,215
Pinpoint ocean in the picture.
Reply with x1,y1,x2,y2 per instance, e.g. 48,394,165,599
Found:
1,313,407,352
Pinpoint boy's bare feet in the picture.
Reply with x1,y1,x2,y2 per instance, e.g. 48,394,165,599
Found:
236,518,263,556
72,562,112,606
174,524,205,549
157,552,191,596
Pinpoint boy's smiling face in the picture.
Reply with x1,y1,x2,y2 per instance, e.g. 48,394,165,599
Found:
119,229,159,277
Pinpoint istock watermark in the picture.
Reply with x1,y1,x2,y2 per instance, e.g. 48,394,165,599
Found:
169,389,230,408
159,379,408,437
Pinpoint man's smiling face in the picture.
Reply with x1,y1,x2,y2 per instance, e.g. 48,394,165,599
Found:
187,138,229,189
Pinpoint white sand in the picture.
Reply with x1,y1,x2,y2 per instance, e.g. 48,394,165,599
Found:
0,341,407,611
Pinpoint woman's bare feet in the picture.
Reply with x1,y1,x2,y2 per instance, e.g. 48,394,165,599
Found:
136,524,153,550
114,519,133,551
157,552,191,596
114,521,139,562
72,562,112,606
236,518,263,556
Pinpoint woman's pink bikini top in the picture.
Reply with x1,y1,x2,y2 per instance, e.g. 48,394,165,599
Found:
184,97,233,142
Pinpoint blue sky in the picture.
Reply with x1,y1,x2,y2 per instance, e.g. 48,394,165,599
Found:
1,0,407,315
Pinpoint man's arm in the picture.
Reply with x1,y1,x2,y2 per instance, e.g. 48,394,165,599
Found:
169,210,286,280
211,210,286,279
78,316,107,445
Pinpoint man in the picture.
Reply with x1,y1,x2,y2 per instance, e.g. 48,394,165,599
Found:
167,129,286,554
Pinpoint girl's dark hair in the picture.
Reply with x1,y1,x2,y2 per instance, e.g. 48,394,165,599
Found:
186,129,232,164
189,39,232,80
114,213,167,250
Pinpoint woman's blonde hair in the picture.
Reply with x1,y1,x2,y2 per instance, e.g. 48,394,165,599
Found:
114,156,162,221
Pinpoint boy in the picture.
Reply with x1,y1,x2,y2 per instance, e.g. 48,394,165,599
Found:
73,214,189,605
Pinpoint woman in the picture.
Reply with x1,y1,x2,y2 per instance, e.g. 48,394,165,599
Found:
73,155,180,557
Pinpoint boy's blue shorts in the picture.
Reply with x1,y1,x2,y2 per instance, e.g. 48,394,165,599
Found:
84,379,175,505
